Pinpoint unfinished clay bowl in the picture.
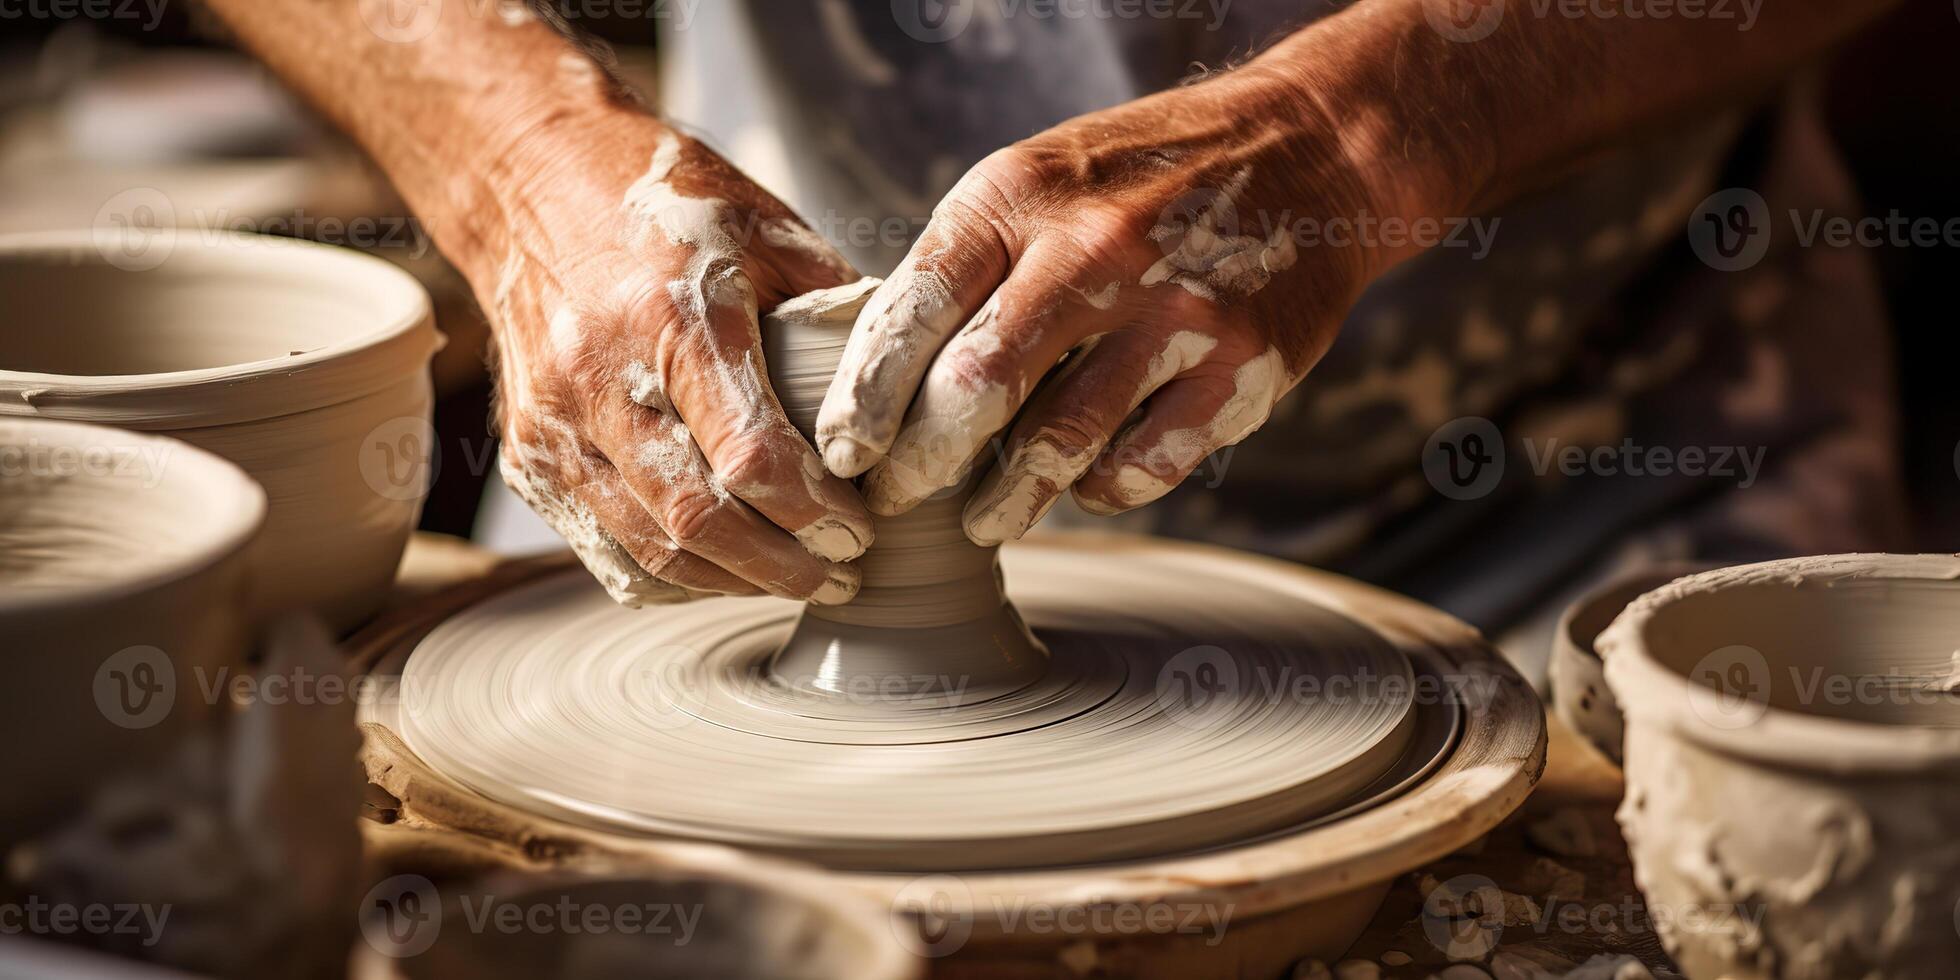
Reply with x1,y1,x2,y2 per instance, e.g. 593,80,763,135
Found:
1550,562,1710,766
0,230,440,630
0,417,264,844
1599,555,1960,980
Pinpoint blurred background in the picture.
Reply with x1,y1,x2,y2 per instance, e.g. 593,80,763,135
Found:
2,1,1956,630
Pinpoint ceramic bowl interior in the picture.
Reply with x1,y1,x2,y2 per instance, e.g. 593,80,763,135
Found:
0,235,426,378
0,418,262,603
1637,572,1960,727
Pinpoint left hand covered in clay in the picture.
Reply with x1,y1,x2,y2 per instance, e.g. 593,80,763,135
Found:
813,64,1402,544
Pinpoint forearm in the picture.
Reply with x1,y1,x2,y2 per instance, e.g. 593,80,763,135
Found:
1243,0,1896,257
198,0,659,286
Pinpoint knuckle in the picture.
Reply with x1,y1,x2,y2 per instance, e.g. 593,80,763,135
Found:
1034,409,1109,453
943,149,1032,225
1155,283,1227,324
633,543,683,579
713,433,786,500
1063,206,1151,273
660,487,732,548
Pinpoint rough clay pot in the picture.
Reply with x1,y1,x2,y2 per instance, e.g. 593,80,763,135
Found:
1549,562,1711,766
1599,554,1960,980
0,417,265,844
0,230,440,630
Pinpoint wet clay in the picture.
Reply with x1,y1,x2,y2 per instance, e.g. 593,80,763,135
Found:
391,280,1446,871
1600,555,1960,980
760,279,1047,702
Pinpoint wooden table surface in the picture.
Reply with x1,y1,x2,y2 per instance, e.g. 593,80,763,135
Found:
381,535,1680,980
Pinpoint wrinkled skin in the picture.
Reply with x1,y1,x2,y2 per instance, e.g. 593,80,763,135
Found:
485,124,875,605
814,66,1390,545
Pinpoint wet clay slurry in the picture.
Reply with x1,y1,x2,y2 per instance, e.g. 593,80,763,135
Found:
392,281,1448,872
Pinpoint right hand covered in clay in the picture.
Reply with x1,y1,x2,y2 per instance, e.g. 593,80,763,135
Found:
477,122,875,607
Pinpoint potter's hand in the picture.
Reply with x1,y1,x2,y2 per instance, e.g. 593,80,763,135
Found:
488,125,874,607
814,70,1391,544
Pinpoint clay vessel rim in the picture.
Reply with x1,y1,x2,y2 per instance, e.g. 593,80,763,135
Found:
461,866,916,980
1598,553,1960,772
1554,561,1715,662
0,417,266,616
0,230,439,424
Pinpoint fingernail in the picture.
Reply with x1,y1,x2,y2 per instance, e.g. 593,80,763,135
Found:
1106,464,1171,511
1074,494,1122,516
822,436,877,478
795,515,869,562
964,468,1059,547
809,563,861,605
862,462,924,517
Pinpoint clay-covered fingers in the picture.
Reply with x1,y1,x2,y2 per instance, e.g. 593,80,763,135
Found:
859,241,1123,516
565,471,761,599
1071,342,1293,516
590,388,861,605
814,181,1014,479
497,440,696,608
962,326,1210,545
644,262,875,565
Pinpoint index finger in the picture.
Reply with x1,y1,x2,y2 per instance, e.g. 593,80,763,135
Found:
813,181,1013,477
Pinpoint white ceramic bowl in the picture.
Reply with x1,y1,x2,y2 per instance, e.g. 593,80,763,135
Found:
1599,555,1960,980
0,230,440,630
0,417,265,843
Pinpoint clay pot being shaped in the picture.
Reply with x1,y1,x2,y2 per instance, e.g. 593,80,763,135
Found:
0,231,441,630
0,417,265,844
1598,555,1960,980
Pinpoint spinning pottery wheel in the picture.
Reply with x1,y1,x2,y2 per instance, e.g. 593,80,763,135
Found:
358,281,1543,974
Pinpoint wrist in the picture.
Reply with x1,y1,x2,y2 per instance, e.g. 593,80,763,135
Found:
444,98,671,294
1237,8,1494,273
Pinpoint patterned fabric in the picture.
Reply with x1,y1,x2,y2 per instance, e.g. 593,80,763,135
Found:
657,3,1903,651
